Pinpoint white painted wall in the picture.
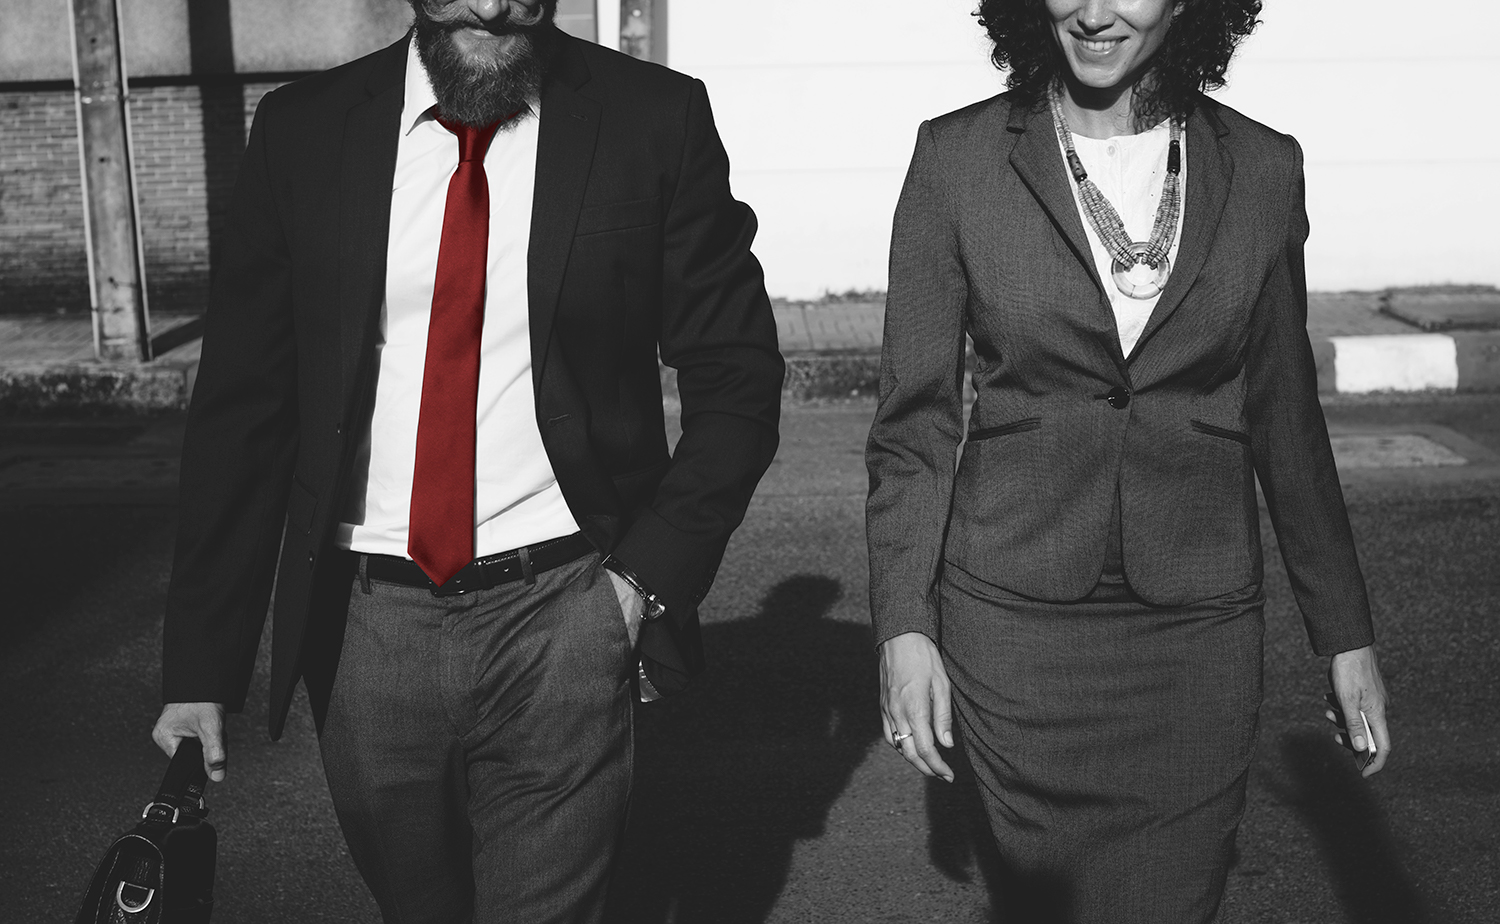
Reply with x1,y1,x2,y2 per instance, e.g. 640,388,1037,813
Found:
668,1,1500,298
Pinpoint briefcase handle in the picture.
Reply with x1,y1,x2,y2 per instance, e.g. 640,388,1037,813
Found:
143,737,209,823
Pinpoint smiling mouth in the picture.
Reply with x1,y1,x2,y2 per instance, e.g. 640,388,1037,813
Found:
1075,36,1124,54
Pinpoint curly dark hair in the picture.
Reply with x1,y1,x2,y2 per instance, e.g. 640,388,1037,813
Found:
976,0,1262,124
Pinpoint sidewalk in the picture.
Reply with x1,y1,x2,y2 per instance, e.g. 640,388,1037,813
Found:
3,290,1498,412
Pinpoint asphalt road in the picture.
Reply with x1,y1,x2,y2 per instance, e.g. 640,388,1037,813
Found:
1,395,1497,923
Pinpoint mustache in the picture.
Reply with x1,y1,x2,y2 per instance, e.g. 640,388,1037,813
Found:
428,4,551,36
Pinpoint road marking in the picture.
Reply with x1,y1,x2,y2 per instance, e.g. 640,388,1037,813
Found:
1332,334,1458,393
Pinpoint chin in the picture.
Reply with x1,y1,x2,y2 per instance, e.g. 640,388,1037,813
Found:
1068,61,1130,91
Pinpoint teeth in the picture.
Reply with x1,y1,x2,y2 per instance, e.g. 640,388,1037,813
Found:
1081,39,1121,52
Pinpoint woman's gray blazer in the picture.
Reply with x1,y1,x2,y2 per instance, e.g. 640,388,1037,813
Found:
865,92,1374,656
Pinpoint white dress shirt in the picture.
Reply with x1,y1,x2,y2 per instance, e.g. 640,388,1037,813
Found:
1061,120,1187,358
337,41,580,558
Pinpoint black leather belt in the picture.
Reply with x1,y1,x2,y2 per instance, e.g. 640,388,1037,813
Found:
364,532,595,596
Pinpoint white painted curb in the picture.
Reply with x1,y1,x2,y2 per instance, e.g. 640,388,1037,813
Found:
1331,334,1459,394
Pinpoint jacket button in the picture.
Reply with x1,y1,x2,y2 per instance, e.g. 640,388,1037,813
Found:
1106,386,1131,409
308,552,315,569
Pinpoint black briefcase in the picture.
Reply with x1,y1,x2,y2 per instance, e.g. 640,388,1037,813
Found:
75,738,216,923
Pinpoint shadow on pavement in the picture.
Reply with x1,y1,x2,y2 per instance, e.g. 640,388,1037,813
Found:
606,574,880,924
1266,728,1427,923
926,730,1077,923
0,504,177,654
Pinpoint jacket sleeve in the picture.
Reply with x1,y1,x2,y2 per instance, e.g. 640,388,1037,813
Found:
610,78,784,618
1245,136,1375,656
162,92,299,710
865,121,969,646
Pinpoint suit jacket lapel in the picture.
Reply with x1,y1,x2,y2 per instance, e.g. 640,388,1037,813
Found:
1127,100,1234,360
338,38,406,411
1006,101,1127,370
1007,102,1105,294
528,34,601,386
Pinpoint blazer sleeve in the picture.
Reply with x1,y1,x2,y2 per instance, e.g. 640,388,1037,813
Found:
1244,136,1375,656
865,121,969,646
162,92,299,710
610,78,784,615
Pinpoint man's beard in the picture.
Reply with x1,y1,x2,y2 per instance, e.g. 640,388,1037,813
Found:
411,2,556,127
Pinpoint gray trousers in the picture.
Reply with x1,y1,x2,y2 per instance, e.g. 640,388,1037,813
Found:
318,553,635,924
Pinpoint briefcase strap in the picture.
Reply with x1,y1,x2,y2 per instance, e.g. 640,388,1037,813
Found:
147,737,209,821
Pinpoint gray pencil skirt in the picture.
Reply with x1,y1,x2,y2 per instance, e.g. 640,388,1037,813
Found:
939,560,1265,924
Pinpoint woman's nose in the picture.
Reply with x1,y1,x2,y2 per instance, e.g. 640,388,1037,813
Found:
1076,0,1116,33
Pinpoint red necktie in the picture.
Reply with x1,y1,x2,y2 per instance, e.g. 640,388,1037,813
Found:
408,115,504,586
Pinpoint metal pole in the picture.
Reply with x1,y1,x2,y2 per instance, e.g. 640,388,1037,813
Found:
69,0,150,362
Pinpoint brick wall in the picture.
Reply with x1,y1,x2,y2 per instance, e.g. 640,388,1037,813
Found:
0,82,275,317
0,91,89,314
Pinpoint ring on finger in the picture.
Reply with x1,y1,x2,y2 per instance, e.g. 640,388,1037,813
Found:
891,732,913,750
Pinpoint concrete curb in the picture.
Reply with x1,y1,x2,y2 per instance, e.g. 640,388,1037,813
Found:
4,331,1496,416
1322,331,1500,394
0,357,198,414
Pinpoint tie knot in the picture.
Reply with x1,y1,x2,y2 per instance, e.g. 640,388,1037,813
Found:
435,114,504,163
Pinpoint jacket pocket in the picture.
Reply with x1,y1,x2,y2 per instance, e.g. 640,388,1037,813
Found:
576,195,661,237
966,417,1042,442
1190,419,1251,445
286,477,319,535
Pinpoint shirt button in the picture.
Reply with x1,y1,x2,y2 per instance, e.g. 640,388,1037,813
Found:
1106,386,1131,409
1107,144,1117,156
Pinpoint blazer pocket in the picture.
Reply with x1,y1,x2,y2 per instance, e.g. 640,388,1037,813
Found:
575,195,661,237
286,477,319,535
1190,419,1251,445
966,417,1042,442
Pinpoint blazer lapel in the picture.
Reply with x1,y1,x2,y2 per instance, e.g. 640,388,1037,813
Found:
1127,100,1234,360
338,38,406,411
1006,102,1127,370
528,35,601,386
1007,102,1105,296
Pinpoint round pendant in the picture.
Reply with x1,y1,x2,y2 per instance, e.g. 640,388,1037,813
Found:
1111,243,1170,299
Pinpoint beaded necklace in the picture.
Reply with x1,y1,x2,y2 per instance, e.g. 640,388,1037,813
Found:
1048,86,1183,300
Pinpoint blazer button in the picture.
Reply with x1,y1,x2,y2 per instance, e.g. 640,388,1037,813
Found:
308,551,315,569
1106,386,1131,409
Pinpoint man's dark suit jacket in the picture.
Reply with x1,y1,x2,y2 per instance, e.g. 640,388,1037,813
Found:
866,92,1373,656
163,30,784,738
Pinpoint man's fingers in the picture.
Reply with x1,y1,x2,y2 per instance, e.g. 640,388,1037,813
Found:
154,703,228,782
1343,707,1370,753
1361,708,1392,778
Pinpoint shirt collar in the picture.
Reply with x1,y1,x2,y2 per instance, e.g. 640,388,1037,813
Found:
401,38,440,137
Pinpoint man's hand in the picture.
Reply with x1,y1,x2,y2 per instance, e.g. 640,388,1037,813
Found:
1326,645,1391,778
153,703,228,783
880,631,955,782
606,569,645,648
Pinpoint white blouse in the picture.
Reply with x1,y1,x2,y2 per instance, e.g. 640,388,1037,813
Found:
1060,120,1187,358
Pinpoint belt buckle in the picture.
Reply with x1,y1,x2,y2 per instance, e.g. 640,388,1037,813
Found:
430,567,473,597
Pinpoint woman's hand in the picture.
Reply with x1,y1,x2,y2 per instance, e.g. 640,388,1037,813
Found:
880,631,955,782
1325,645,1391,778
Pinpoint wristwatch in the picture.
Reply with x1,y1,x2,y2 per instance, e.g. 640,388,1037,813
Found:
601,555,667,622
